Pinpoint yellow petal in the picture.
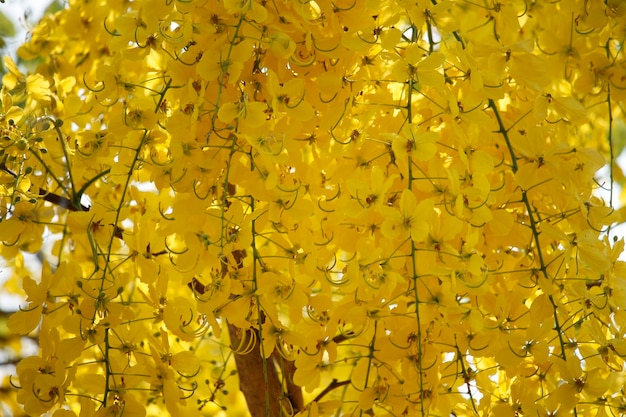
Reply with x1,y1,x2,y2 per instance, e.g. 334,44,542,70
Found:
26,74,51,103
554,96,586,122
399,189,417,214
487,209,514,236
269,33,296,60
171,351,200,375
358,387,376,410
217,102,240,124
8,306,41,335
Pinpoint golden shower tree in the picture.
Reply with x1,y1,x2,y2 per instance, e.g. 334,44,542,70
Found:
1,0,626,416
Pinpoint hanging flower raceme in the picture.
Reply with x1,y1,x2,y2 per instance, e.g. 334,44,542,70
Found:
1,1,625,417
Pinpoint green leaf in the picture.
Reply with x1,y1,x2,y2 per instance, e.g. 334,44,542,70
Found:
0,11,15,37
45,0,64,15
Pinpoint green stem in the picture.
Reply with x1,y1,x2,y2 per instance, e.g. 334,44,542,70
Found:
28,149,70,197
359,320,378,417
103,328,111,407
488,99,568,360
455,344,478,415
408,78,426,415
52,119,78,200
606,86,614,235
209,14,245,141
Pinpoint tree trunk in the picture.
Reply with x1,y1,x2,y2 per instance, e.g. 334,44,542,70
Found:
228,322,283,417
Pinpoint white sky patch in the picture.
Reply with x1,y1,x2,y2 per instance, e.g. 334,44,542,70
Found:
1,0,51,58
597,151,626,260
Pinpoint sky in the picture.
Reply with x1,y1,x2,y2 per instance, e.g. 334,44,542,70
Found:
1,0,51,57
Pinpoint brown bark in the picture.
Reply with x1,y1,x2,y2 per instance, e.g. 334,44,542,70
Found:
271,349,304,414
219,249,304,416
228,322,283,417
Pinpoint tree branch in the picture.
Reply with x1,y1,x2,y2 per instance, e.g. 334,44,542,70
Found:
312,379,350,403
0,163,89,211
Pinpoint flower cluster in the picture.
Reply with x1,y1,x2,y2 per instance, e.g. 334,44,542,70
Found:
1,0,626,416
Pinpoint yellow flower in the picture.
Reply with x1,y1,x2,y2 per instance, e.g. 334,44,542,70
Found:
267,70,314,121
390,124,438,175
15,352,73,415
224,0,268,22
381,189,433,242
2,56,25,91
0,89,24,123
533,93,587,123
26,74,51,104
346,165,397,217
268,32,296,60
94,393,146,417
218,99,267,129
197,40,252,84
391,47,445,88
